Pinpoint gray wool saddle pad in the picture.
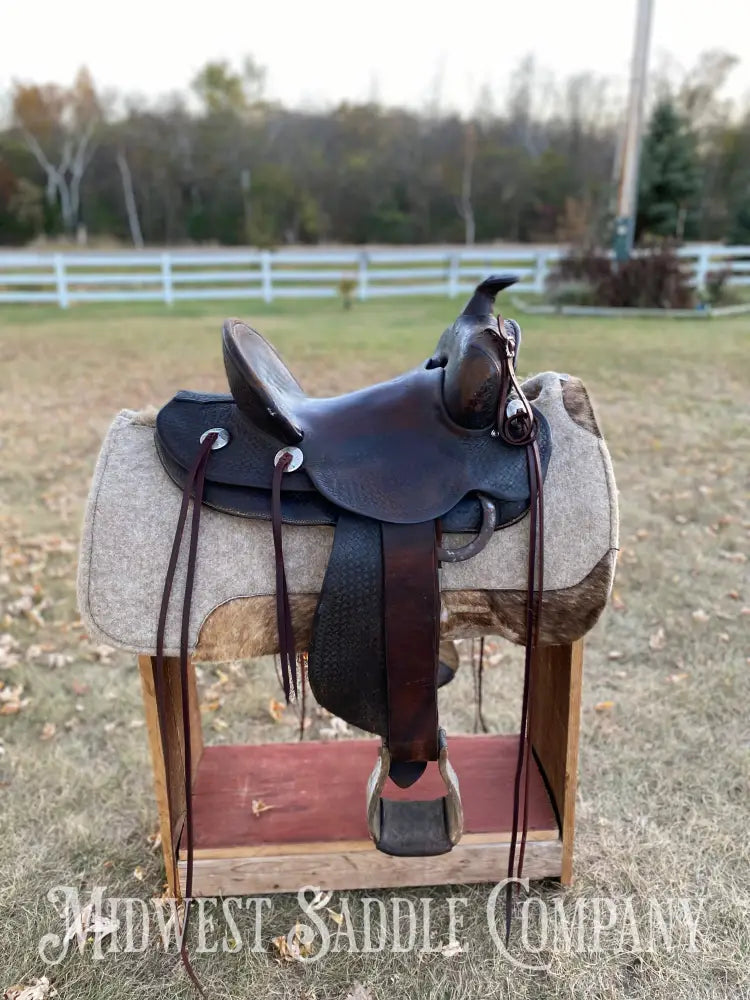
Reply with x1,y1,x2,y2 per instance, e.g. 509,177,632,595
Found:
77,370,618,661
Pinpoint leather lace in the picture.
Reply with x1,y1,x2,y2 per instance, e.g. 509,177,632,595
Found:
491,314,545,941
155,431,216,996
271,450,298,701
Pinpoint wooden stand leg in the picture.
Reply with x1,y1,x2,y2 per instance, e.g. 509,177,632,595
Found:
138,654,204,897
528,639,584,886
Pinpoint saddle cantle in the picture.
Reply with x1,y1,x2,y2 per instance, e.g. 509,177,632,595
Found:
153,275,550,914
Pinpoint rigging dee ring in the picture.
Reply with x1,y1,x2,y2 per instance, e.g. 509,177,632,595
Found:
437,494,497,563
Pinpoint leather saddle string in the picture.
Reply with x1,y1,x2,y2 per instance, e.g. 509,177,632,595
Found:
503,440,537,940
517,440,544,882
154,431,215,997
488,315,544,942
271,451,298,701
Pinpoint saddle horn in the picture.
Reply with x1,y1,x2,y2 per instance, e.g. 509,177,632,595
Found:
461,273,519,317
428,274,522,430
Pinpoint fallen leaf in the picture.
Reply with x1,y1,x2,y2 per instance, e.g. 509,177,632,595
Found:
0,683,29,715
3,976,57,1000
611,591,626,611
62,902,119,945
344,986,374,1000
251,799,275,817
666,673,689,683
0,634,20,670
320,716,353,740
635,529,649,540
147,831,162,851
47,653,73,669
270,922,314,962
607,650,623,661
719,550,746,564
727,590,740,600
212,717,228,731
691,609,710,624
441,940,465,957
133,866,145,881
270,934,293,962
649,627,666,651
327,908,344,926
595,701,614,712
71,680,89,696
39,722,56,742
268,698,285,722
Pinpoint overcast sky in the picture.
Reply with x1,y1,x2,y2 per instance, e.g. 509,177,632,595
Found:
3,0,748,112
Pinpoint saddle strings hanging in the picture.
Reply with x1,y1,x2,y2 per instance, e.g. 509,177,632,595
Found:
155,435,304,994
491,314,545,942
155,430,216,998
271,450,298,702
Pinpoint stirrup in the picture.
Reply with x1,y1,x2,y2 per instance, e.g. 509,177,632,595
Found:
366,729,464,857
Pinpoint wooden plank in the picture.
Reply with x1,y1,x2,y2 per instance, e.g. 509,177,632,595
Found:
180,839,563,896
186,828,558,861
181,735,558,853
138,655,179,895
528,640,584,886
138,654,204,897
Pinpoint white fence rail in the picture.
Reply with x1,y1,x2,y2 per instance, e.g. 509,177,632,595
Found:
0,244,748,308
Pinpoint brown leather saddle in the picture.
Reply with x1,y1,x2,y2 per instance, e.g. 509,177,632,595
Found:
154,275,550,926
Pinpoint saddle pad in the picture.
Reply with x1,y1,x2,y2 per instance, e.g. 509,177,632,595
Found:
77,372,618,659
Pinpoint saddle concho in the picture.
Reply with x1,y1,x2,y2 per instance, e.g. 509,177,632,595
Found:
154,274,550,920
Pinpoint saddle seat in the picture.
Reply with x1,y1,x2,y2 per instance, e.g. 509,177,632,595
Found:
156,317,550,530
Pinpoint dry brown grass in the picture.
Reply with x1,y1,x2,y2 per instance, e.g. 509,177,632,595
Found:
0,298,748,999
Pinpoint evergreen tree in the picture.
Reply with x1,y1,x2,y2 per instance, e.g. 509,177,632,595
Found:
636,100,701,240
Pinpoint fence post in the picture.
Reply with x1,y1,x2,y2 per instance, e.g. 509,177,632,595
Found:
694,246,711,290
54,254,69,309
448,251,460,297
534,252,550,294
161,252,173,306
261,250,273,303
358,251,369,301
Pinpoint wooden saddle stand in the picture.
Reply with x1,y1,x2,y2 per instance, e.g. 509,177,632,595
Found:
137,639,583,900
77,274,618,992
137,277,589,905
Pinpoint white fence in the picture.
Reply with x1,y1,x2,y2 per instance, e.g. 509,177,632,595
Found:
0,244,748,308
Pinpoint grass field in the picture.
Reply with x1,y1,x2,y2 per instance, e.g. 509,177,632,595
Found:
0,297,748,1000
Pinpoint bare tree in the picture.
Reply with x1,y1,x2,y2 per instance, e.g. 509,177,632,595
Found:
115,149,144,248
12,67,102,235
457,121,477,245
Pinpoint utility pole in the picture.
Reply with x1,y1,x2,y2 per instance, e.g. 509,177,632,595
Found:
613,0,654,261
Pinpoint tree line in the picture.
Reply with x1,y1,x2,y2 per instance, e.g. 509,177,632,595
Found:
1,50,748,248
